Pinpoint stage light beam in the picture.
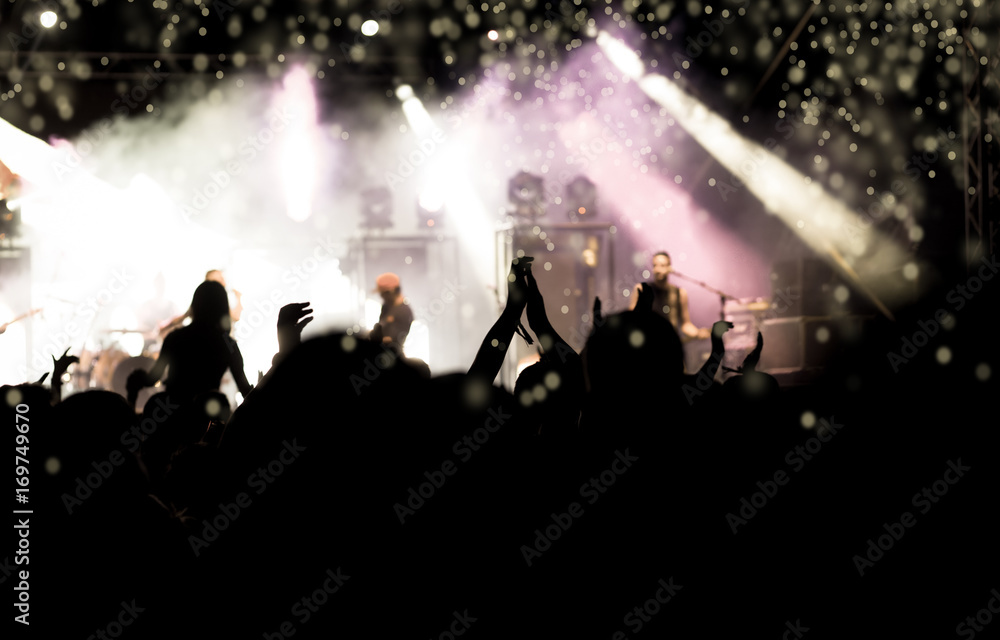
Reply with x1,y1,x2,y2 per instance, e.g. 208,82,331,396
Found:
596,30,925,312
396,86,495,286
276,66,318,222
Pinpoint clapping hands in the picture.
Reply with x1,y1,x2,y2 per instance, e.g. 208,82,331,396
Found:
506,256,533,309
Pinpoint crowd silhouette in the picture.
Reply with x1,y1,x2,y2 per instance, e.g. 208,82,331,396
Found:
2,253,995,638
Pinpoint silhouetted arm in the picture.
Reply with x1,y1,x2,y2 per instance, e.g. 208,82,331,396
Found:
127,334,172,408
468,258,531,382
695,320,733,382
742,331,763,373
525,266,577,364
228,341,254,398
147,334,172,384
50,348,79,404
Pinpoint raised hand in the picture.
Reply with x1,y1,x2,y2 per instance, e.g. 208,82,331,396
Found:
524,264,548,330
52,347,80,380
711,320,734,340
741,330,763,373
506,256,532,309
593,297,603,325
634,283,654,314
277,302,313,354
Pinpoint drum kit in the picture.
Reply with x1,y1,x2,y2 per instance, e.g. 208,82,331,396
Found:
71,327,161,410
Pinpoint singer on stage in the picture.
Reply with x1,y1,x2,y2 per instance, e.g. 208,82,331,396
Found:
629,251,710,341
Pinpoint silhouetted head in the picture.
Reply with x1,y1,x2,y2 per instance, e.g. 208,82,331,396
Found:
584,309,684,401
375,272,402,305
189,280,230,330
514,355,585,434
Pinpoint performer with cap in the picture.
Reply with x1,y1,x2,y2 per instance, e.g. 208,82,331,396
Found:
373,272,413,354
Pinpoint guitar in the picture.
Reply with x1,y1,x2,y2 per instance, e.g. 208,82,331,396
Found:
0,308,42,335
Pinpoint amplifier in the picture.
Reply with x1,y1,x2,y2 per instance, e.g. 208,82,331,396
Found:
758,316,869,372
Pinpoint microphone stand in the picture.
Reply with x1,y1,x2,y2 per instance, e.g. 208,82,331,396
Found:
666,268,741,322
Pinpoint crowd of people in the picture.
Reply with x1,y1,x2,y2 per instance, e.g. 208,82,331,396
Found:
2,253,995,638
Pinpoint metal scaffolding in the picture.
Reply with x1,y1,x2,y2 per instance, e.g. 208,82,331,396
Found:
963,0,1000,269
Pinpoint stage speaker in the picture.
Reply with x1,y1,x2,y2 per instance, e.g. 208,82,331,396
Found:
758,315,868,372
506,225,616,353
769,257,873,317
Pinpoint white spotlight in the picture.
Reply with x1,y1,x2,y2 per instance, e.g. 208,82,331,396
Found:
487,29,499,41
596,31,645,80
39,11,58,28
418,189,445,213
395,84,414,101
361,20,379,36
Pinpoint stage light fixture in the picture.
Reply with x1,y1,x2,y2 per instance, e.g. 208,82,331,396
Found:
565,175,597,222
39,11,57,28
361,20,379,36
508,171,545,222
417,191,445,229
360,186,393,230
